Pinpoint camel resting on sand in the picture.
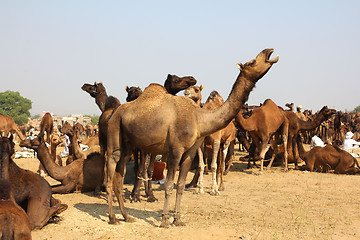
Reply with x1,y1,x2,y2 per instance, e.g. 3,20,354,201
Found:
296,134,360,174
0,136,67,230
105,48,279,227
20,135,105,194
0,179,32,240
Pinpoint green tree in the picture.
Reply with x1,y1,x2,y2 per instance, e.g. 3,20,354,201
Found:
0,90,32,125
353,105,360,113
85,114,99,125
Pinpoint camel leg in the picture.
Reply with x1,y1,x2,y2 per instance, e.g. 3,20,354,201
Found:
26,193,67,230
266,137,278,170
113,155,135,222
131,150,145,202
145,154,158,202
218,141,229,191
210,141,220,195
173,149,198,227
292,137,299,169
224,140,234,175
51,182,76,194
160,150,182,228
197,148,205,194
259,138,270,173
106,150,120,224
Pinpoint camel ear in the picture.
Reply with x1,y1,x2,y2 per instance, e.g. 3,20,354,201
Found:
167,74,172,80
125,86,129,92
200,84,204,91
237,63,244,70
94,81,97,85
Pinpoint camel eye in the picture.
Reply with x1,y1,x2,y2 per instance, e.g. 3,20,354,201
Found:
195,89,199,93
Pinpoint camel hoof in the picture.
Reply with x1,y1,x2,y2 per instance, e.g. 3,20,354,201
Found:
109,216,120,225
130,196,141,203
196,188,205,194
173,219,186,227
185,183,197,189
147,196,158,202
218,185,225,191
210,191,220,196
125,216,136,223
160,214,171,228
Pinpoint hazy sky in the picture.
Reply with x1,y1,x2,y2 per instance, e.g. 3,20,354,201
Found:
1,1,359,117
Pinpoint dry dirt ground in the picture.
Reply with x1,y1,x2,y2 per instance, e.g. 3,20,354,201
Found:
13,144,360,240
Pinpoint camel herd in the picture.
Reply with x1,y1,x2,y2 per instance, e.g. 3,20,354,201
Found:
1,48,360,238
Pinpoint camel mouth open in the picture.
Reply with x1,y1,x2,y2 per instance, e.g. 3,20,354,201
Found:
265,49,279,64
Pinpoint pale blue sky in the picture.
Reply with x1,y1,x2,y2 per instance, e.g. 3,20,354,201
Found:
1,1,359,116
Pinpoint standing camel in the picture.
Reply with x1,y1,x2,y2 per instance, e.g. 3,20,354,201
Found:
235,99,289,172
0,114,24,141
39,112,53,144
105,48,279,227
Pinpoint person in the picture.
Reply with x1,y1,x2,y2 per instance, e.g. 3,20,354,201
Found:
310,135,325,149
60,134,70,157
296,105,307,121
342,132,360,157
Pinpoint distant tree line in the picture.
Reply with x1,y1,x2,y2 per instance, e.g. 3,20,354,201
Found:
0,90,31,125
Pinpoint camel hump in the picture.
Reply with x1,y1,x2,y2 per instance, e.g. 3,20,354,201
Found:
140,84,168,98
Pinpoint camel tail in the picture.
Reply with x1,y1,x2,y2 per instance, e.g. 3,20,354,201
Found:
354,157,360,171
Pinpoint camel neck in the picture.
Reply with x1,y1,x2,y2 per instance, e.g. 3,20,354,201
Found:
36,143,66,181
96,92,108,112
198,73,257,137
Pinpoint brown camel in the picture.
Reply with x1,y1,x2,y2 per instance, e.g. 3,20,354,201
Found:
199,91,237,194
20,134,105,194
39,112,53,144
105,48,279,227
125,86,143,102
125,75,198,202
283,106,336,169
285,103,294,112
0,179,32,240
85,123,96,138
0,114,24,141
296,134,360,173
184,84,204,106
235,99,289,172
0,136,67,230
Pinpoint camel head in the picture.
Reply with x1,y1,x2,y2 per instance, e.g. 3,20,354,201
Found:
184,84,203,103
237,49,279,81
50,133,62,146
164,74,197,95
81,82,106,98
0,135,15,158
125,86,143,102
59,121,73,135
205,91,224,105
319,106,337,119
19,135,44,151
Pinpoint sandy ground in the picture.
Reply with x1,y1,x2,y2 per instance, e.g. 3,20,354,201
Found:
12,144,360,240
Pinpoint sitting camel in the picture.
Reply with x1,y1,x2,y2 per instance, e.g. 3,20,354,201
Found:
296,134,360,174
20,134,105,194
235,99,289,172
0,114,24,141
0,136,67,230
105,49,279,227
39,112,53,144
0,179,32,240
283,106,336,170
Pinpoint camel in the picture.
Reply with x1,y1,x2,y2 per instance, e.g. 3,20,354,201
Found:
184,84,204,106
125,86,143,102
85,123,96,138
0,136,68,230
0,179,32,240
105,48,279,227
285,103,294,112
20,134,105,194
199,91,237,194
235,99,289,172
125,75,198,202
39,112,53,144
0,114,24,141
296,134,360,173
283,106,336,169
